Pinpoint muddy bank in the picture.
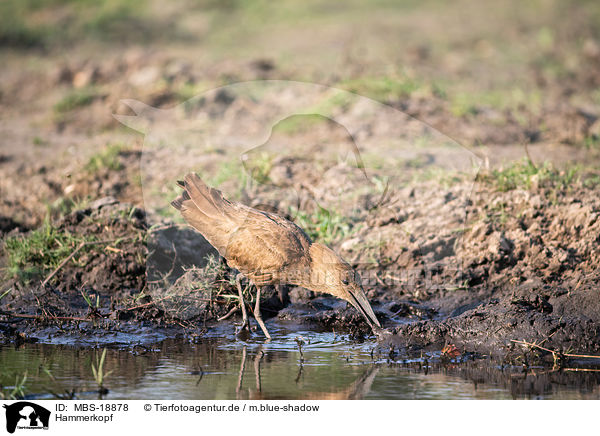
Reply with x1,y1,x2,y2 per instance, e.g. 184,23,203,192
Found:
387,288,600,360
1,200,147,321
2,164,599,364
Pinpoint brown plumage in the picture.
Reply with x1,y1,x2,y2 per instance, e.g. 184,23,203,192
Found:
171,173,381,338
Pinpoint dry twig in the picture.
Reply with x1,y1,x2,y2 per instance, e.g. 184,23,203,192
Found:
217,306,238,321
1,311,98,322
511,339,600,360
41,238,133,287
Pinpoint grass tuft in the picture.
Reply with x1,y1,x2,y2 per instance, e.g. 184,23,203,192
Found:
273,114,331,134
292,206,352,245
579,135,600,150
243,151,273,184
91,348,113,395
3,218,95,283
85,143,127,173
339,76,424,102
0,372,28,400
208,161,247,194
54,88,97,114
481,159,579,192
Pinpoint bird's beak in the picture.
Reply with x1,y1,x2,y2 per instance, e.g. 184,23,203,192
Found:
348,287,381,330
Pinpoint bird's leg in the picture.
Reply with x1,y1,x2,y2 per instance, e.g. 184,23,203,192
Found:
254,348,264,392
236,273,250,334
236,346,247,397
253,286,271,339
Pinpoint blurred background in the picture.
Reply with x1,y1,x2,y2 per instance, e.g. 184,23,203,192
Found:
1,0,600,237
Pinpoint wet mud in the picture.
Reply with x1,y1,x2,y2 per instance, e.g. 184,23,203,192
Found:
2,173,599,367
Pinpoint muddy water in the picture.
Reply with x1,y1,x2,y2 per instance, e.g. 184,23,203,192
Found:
1,326,599,400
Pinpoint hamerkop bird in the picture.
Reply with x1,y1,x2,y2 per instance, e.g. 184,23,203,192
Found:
171,173,381,339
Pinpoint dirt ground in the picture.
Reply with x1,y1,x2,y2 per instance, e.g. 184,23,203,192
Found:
1,0,600,364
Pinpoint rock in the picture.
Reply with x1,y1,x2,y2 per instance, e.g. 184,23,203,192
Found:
63,184,76,195
340,237,361,251
128,66,160,87
146,225,218,284
72,67,98,88
289,287,314,303
89,196,119,210
488,232,514,256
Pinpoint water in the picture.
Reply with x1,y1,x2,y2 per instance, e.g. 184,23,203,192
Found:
1,327,599,400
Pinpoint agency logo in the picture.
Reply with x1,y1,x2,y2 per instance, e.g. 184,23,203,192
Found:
2,402,50,434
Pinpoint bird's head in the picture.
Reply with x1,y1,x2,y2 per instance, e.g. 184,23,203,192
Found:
305,243,381,330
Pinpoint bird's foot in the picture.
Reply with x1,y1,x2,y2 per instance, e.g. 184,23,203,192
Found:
235,319,252,339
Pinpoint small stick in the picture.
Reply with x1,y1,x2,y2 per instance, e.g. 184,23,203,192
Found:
1,312,95,322
125,297,226,311
217,306,238,321
41,238,129,287
383,274,403,282
125,296,171,311
563,368,600,373
41,241,86,287
511,340,600,360
523,142,536,169
375,273,387,288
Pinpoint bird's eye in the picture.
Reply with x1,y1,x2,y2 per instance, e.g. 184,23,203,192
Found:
341,278,349,285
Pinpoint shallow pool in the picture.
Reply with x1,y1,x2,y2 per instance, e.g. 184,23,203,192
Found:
1,325,598,400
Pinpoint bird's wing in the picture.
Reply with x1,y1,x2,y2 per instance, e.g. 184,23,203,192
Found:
225,208,311,278
172,173,312,278
171,174,241,257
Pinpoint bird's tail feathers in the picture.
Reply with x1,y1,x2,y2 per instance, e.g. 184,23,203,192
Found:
170,186,190,210
173,173,231,219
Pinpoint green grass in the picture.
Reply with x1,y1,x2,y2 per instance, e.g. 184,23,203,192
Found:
272,92,352,134
0,289,11,301
0,0,167,49
292,206,352,245
358,152,388,170
579,135,600,150
583,173,600,188
449,88,542,118
410,167,463,186
0,19,43,48
54,88,98,114
487,201,510,225
81,289,101,310
243,151,273,184
81,1,147,42
273,114,332,134
32,136,48,147
208,160,247,191
151,184,182,219
85,143,127,173
3,219,95,283
338,75,426,103
0,0,46,48
91,348,113,394
48,196,91,219
0,372,28,400
482,159,580,192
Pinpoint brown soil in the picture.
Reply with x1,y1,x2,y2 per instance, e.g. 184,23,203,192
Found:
1,0,600,365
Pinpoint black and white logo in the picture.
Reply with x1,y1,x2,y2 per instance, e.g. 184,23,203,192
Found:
3,402,50,433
